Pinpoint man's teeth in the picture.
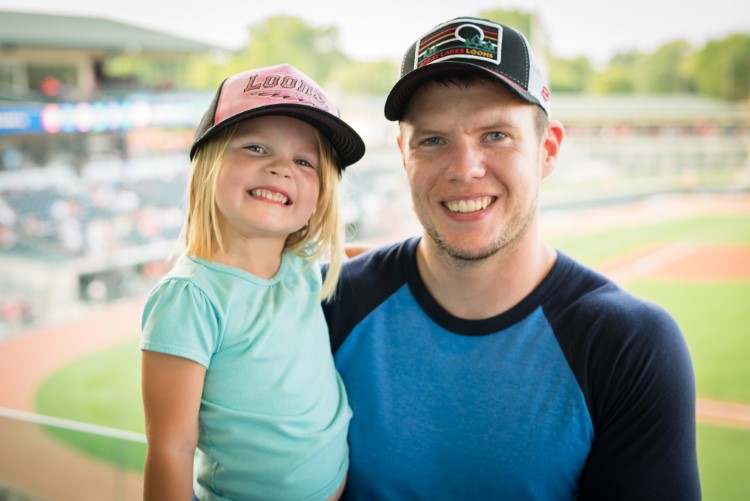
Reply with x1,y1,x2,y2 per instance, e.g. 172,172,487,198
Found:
445,197,493,213
250,189,288,205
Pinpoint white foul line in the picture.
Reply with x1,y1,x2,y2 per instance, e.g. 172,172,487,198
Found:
607,241,697,283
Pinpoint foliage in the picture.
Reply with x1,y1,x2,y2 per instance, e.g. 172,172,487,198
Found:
548,55,594,93
183,53,233,90
178,15,397,94
105,56,188,90
231,16,348,85
688,33,750,101
588,63,636,94
327,60,400,95
634,40,695,94
478,9,533,38
566,33,750,100
106,11,750,101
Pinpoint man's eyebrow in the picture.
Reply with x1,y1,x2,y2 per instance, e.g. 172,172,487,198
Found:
409,126,445,136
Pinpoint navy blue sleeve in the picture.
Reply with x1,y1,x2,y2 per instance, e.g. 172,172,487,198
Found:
546,257,701,500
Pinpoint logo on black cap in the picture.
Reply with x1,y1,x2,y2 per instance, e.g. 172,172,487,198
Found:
416,19,503,69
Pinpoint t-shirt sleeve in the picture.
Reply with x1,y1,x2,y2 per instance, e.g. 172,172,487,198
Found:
140,278,221,368
577,299,701,500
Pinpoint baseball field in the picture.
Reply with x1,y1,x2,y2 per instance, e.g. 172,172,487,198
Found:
1,192,749,500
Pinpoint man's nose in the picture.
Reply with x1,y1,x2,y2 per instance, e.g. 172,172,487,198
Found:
445,140,486,182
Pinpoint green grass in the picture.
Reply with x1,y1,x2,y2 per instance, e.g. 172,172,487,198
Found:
627,280,750,402
550,213,750,267
550,212,750,403
698,424,750,500
551,210,750,500
36,338,750,499
34,339,145,471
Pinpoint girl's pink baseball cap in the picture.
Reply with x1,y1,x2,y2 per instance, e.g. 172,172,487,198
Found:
190,64,365,169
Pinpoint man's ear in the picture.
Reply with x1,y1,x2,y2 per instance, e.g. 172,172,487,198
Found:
541,120,564,179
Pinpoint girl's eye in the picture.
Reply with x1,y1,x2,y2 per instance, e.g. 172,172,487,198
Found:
296,159,317,170
245,145,265,154
485,131,506,142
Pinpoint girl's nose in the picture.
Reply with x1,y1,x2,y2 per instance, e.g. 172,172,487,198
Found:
268,160,292,178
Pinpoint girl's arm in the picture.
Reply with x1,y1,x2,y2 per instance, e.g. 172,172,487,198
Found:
142,350,206,501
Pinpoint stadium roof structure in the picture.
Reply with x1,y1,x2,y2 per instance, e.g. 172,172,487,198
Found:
0,9,227,54
554,94,750,126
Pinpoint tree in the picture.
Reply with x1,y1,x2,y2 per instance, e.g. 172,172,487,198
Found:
478,9,533,38
689,33,750,101
184,52,234,90
182,16,355,92
586,50,640,94
548,55,594,93
231,16,349,85
635,40,695,94
327,60,399,95
113,12,750,102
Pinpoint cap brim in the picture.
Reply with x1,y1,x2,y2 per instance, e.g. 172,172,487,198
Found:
190,103,365,169
384,61,542,121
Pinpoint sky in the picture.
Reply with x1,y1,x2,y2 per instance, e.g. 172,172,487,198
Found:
1,0,749,64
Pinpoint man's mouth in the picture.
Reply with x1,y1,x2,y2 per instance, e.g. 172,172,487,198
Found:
443,196,495,214
249,188,290,205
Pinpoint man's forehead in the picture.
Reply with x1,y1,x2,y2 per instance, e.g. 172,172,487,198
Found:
401,78,530,122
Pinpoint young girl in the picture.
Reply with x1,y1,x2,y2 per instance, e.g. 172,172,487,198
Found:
140,64,365,500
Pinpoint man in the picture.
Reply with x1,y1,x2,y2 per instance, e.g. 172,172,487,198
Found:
324,16,700,500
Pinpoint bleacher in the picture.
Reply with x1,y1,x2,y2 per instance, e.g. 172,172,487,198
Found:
0,165,187,260
0,158,191,336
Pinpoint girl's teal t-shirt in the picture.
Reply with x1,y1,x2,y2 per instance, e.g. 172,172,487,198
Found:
141,253,351,500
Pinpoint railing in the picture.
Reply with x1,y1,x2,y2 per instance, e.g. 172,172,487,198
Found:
0,407,145,501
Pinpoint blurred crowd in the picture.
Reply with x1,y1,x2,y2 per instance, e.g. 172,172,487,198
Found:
0,164,186,259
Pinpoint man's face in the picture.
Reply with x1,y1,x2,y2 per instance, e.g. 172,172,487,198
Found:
398,79,559,262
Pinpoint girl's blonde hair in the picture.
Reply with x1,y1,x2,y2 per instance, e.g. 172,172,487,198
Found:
183,122,344,300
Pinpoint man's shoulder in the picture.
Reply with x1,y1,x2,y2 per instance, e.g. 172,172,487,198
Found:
552,253,657,311
549,252,683,350
344,237,417,265
336,237,419,298
340,237,417,282
324,238,418,350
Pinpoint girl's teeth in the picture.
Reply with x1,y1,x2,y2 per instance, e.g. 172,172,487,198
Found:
251,189,288,204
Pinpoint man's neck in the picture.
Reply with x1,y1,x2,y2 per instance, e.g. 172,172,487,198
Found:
415,232,557,320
